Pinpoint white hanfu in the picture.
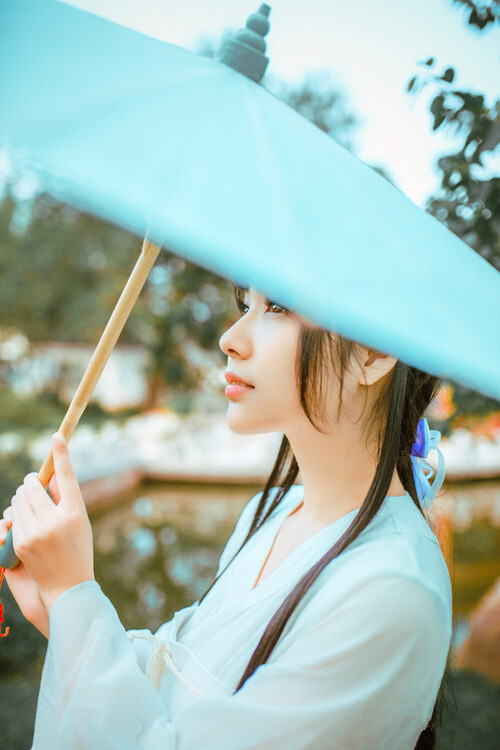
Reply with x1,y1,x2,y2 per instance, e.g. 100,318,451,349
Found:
31,485,452,749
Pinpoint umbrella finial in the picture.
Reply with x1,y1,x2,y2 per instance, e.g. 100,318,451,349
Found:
215,4,271,83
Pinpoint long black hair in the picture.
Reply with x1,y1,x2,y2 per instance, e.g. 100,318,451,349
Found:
199,283,454,748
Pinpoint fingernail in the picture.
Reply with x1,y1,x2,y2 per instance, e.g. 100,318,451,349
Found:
53,432,65,446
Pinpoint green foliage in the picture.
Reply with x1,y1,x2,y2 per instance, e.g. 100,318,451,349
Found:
407,65,499,270
448,380,500,424
0,389,65,435
0,387,140,440
450,0,500,29
0,191,149,344
142,259,234,405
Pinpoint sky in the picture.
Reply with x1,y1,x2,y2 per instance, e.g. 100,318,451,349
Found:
59,0,500,208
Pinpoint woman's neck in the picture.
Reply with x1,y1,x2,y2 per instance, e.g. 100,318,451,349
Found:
285,424,405,526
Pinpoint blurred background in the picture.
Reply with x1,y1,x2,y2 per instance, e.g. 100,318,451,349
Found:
0,0,499,747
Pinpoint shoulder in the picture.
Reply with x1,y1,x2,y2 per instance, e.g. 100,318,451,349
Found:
283,496,452,643
347,495,452,613
279,571,452,668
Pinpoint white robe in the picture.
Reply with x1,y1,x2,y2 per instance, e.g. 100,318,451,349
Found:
31,485,452,749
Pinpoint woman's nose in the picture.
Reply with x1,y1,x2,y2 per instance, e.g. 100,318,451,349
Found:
219,317,251,358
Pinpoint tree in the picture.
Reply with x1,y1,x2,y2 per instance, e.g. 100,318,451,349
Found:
0,190,149,344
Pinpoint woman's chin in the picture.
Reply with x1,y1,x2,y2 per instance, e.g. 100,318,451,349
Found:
226,419,260,435
225,409,271,435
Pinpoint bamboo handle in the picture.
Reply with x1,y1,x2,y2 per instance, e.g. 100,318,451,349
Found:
0,235,161,569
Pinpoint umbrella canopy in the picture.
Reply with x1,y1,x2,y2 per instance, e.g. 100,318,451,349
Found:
0,0,499,400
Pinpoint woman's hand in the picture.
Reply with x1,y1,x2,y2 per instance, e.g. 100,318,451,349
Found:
0,534,50,639
1,507,49,638
9,432,95,615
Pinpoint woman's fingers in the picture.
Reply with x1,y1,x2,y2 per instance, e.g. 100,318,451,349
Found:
0,517,11,544
3,561,50,638
22,473,55,521
48,473,61,504
11,485,40,548
4,435,94,609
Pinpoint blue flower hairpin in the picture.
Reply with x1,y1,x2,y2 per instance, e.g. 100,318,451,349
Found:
410,417,446,509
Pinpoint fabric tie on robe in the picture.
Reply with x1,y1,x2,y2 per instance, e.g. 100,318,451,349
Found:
127,631,203,697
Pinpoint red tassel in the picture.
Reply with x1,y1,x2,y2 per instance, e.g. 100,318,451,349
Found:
0,566,10,637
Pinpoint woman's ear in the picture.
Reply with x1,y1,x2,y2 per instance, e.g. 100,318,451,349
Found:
354,347,398,387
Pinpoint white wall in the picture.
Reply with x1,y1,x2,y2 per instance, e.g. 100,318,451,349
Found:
9,343,151,410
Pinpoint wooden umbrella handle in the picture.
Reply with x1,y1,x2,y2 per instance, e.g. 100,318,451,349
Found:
0,235,161,569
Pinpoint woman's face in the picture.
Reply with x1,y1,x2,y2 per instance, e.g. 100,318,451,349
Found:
219,287,305,435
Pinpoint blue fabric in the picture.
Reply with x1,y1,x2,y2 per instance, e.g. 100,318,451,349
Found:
0,0,498,400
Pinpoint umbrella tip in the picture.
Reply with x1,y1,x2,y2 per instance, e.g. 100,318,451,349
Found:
215,5,272,83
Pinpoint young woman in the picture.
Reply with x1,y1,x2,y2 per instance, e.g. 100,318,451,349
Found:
0,284,452,749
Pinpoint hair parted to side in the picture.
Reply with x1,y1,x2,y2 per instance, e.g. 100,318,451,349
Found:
198,283,454,749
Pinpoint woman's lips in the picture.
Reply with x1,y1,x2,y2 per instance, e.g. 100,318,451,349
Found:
225,371,253,387
224,371,255,395
224,383,255,398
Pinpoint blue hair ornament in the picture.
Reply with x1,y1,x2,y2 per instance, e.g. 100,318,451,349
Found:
410,417,445,509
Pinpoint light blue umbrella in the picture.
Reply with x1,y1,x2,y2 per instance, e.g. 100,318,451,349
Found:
1,0,498,398
0,0,498,571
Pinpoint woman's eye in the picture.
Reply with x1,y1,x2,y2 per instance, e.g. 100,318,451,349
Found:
265,297,288,314
236,299,286,316
267,301,286,314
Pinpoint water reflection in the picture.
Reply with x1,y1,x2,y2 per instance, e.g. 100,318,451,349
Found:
159,526,178,547
127,527,157,558
432,480,500,619
133,497,155,518
138,582,167,613
90,481,258,632
166,548,219,598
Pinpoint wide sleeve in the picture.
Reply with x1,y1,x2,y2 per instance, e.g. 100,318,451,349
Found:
32,572,451,750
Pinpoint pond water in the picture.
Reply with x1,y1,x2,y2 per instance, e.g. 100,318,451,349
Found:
90,480,261,633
